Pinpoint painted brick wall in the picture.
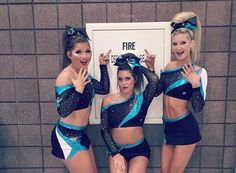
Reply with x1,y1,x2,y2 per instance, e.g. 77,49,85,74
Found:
0,0,235,173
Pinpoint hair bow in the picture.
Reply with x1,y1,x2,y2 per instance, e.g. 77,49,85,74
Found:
114,53,140,70
114,54,127,66
65,26,90,41
170,16,197,34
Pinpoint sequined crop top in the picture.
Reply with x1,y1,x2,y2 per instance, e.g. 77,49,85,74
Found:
155,65,208,113
100,66,158,156
55,65,110,118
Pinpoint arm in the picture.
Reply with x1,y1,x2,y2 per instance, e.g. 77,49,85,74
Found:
91,65,110,94
100,104,119,156
55,68,91,117
143,49,164,97
138,66,159,106
55,87,82,117
190,68,208,112
155,72,164,97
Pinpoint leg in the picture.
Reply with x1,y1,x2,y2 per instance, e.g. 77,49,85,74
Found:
161,144,174,173
109,156,128,173
62,150,97,173
128,156,148,173
169,143,197,173
88,145,98,173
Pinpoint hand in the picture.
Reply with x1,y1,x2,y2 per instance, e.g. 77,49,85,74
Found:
144,49,155,71
112,154,127,172
71,68,90,93
181,63,201,88
99,49,112,65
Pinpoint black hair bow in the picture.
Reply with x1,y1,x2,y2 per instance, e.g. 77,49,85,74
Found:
65,26,90,41
114,53,140,69
171,16,197,34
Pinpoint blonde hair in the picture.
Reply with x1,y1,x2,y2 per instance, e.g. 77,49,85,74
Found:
171,12,201,62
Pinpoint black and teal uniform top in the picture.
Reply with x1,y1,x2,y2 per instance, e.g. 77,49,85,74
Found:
100,66,158,156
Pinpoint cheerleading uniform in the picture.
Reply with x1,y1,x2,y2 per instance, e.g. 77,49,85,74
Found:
51,65,109,160
100,66,158,160
155,65,207,145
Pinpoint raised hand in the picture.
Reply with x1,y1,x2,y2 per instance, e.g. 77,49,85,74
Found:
112,153,127,172
181,63,201,88
99,49,112,65
144,49,155,71
71,68,90,93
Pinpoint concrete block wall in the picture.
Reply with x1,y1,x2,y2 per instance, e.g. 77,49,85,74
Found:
0,0,235,172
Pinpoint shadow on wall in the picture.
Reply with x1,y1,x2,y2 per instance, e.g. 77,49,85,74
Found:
0,117,20,169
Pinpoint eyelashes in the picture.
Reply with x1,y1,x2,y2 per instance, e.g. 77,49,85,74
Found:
118,77,132,82
73,49,92,55
172,41,187,46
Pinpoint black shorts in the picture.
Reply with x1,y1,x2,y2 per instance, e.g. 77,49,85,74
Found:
163,112,201,145
108,138,150,162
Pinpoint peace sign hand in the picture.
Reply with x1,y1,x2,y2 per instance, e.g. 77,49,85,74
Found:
144,49,155,71
71,68,90,93
181,63,201,88
99,49,112,65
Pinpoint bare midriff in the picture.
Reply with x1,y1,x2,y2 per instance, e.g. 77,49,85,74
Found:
60,107,91,126
112,127,144,145
163,95,189,119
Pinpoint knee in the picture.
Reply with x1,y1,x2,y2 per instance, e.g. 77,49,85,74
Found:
161,165,170,173
169,165,184,173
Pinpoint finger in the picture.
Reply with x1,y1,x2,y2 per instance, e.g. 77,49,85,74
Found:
84,72,89,79
84,80,91,85
182,66,188,74
82,73,89,82
150,54,156,59
99,53,104,58
78,68,83,78
144,58,151,63
121,161,126,171
114,162,118,169
103,56,109,61
189,63,194,72
119,163,124,171
82,69,87,77
181,71,187,78
184,63,191,72
115,162,121,170
144,49,150,56
105,49,112,56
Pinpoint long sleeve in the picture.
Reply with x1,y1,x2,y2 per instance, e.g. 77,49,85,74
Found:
190,68,208,112
100,107,119,156
139,66,159,106
155,72,164,97
56,87,82,118
91,65,110,94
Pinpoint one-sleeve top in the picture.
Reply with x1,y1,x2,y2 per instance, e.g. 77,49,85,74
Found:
155,65,207,113
55,65,110,118
100,66,158,156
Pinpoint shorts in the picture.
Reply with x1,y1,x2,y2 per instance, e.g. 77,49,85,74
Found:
163,112,201,145
51,120,91,160
107,138,150,162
